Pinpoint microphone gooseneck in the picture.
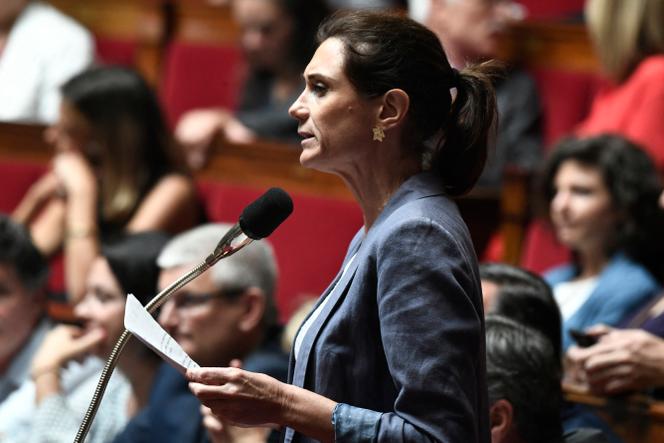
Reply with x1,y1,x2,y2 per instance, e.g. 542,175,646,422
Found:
74,188,293,443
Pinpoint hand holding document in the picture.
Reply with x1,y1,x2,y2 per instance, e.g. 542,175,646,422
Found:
124,294,199,374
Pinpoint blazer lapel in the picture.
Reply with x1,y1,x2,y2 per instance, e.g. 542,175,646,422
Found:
283,244,361,443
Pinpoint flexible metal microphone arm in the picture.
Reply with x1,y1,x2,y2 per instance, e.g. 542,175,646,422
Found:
73,228,253,443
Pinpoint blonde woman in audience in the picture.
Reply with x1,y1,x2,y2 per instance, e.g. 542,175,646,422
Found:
12,67,199,303
577,0,664,171
28,232,169,443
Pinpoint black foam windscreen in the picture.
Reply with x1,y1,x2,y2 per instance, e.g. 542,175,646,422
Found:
239,188,293,239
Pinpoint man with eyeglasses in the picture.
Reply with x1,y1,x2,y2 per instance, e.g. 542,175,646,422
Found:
113,223,288,443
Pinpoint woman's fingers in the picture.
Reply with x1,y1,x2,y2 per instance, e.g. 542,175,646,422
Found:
187,366,242,385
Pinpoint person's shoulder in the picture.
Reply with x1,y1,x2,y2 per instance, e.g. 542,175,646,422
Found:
563,428,610,443
501,68,538,89
23,2,92,43
627,56,664,89
604,253,661,290
543,263,575,285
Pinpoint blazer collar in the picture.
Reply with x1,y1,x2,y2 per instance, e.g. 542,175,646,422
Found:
288,172,446,385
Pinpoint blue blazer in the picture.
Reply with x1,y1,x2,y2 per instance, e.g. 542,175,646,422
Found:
285,172,490,443
545,253,661,351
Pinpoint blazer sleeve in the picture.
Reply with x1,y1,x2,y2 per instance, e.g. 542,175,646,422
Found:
333,217,487,442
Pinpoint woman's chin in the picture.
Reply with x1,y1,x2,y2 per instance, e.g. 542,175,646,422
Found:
299,146,320,169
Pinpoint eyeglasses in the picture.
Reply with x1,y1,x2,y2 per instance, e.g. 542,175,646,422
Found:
168,287,247,311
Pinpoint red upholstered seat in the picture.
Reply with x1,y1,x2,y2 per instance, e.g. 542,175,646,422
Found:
197,181,363,321
517,69,603,273
95,38,137,67
530,68,603,148
160,42,246,128
517,0,585,20
0,160,66,294
0,160,48,213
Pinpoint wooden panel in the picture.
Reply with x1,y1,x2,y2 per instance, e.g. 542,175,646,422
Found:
0,122,50,162
564,384,664,443
47,0,166,84
166,0,240,45
0,123,510,259
498,21,600,73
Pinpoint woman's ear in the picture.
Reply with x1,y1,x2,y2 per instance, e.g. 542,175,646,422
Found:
377,88,409,131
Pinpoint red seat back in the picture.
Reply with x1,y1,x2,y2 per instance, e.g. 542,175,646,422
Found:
197,181,363,321
160,42,246,127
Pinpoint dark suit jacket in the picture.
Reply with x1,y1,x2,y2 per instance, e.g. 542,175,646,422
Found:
113,327,289,443
285,172,490,442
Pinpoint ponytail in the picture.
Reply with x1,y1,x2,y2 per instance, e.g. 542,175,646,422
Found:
433,61,502,196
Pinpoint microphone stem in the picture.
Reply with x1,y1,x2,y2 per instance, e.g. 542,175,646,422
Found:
74,260,210,443
74,228,254,442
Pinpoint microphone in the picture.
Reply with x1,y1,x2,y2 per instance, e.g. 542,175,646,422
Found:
206,187,293,267
74,188,293,443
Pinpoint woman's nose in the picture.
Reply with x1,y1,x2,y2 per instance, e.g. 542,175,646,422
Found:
551,191,570,214
288,91,308,121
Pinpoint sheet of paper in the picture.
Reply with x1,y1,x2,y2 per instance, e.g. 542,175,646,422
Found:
124,294,199,374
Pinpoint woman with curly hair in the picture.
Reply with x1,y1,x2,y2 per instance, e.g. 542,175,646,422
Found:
542,134,663,352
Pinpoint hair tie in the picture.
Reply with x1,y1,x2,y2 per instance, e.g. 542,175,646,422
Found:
450,68,462,89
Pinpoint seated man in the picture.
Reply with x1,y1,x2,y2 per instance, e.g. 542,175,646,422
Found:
0,0,93,123
425,0,542,188
481,262,562,360
0,214,50,438
485,315,607,443
113,223,288,443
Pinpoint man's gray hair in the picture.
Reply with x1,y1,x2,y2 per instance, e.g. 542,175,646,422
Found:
157,223,279,326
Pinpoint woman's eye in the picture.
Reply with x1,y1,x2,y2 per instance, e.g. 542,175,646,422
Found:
311,83,327,96
570,186,593,196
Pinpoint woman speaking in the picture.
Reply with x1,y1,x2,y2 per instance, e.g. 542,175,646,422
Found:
187,10,498,442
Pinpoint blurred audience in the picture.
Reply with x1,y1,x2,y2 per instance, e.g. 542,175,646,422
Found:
175,0,329,170
25,232,169,443
577,0,664,171
485,315,607,443
0,215,49,439
480,262,562,360
425,0,541,188
113,223,288,443
541,135,663,352
0,0,93,123
12,66,199,303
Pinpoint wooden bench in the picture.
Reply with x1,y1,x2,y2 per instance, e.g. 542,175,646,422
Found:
0,122,515,316
47,0,167,85
564,383,664,443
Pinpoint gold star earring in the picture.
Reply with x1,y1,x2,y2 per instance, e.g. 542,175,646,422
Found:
372,125,385,142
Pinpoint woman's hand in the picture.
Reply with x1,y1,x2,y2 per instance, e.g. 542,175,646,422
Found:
201,405,270,443
187,366,336,442
31,325,106,375
52,150,97,198
175,108,230,170
31,325,106,403
11,172,64,224
175,108,256,170
566,328,664,394
187,367,288,428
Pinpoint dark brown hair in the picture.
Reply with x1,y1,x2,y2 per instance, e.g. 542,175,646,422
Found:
317,10,499,196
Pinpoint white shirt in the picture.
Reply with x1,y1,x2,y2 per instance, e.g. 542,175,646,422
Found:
553,276,600,321
294,253,357,360
0,1,93,123
0,319,51,441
